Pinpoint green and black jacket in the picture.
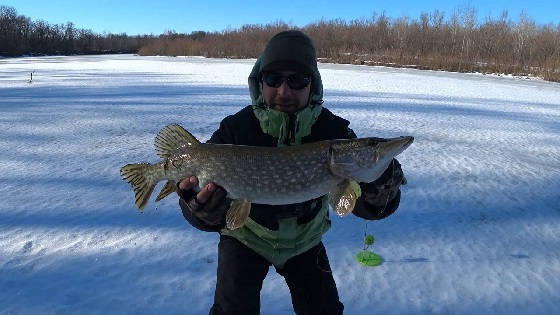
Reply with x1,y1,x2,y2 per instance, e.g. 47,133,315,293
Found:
179,56,401,267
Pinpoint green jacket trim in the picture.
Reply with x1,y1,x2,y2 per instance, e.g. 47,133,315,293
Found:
251,104,322,147
221,196,331,268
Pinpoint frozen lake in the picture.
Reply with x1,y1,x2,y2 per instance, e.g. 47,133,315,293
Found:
1,54,559,314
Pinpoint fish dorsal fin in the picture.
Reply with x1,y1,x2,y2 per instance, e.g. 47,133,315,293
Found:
154,124,200,159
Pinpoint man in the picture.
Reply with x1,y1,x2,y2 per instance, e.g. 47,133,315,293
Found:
177,30,405,315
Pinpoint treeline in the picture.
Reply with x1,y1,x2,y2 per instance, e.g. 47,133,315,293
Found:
0,6,151,56
3,5,559,82
139,9,560,82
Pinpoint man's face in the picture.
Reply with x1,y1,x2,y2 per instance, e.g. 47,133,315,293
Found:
262,70,311,113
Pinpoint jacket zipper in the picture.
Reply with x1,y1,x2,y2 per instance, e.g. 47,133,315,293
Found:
285,113,296,146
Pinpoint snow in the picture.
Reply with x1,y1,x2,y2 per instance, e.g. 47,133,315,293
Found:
1,54,559,314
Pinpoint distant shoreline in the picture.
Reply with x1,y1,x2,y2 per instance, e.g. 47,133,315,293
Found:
4,53,553,84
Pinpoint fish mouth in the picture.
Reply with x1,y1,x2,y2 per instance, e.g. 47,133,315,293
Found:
378,136,414,158
399,136,414,149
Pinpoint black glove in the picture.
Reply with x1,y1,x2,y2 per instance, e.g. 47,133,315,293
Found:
361,159,404,208
177,185,230,227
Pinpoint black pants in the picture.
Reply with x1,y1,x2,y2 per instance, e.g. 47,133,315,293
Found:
210,235,344,315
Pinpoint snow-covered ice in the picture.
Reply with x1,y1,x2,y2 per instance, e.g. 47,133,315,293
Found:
1,54,559,314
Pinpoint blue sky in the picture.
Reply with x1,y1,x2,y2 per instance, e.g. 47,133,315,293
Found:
3,0,559,35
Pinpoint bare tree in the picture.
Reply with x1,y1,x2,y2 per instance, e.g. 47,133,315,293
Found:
3,5,559,82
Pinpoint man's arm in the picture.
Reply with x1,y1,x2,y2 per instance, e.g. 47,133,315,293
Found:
345,128,405,220
352,159,404,220
177,177,229,232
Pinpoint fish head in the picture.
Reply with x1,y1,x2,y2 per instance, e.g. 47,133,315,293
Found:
329,136,414,183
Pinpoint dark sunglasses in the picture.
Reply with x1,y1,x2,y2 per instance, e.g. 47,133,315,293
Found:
261,72,311,90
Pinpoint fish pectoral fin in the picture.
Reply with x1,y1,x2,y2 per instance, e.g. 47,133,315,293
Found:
226,199,251,230
329,153,351,178
328,149,362,180
328,180,362,217
154,124,201,159
155,180,176,202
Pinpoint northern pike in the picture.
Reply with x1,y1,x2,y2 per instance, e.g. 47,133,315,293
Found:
120,124,414,229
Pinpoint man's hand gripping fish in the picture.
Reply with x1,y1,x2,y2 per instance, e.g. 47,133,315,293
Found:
120,124,414,230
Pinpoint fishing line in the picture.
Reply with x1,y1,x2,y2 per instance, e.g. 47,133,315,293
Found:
355,160,395,267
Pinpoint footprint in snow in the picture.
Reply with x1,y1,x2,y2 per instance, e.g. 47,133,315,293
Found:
510,254,530,259
22,241,33,254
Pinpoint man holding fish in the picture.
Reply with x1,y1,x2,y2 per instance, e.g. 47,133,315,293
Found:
175,30,408,315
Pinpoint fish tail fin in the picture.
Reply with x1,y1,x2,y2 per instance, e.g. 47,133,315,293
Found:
120,163,158,211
